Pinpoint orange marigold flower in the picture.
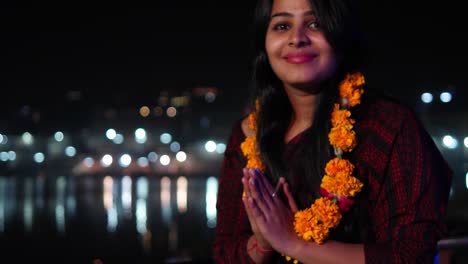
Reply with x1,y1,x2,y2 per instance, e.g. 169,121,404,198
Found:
339,174,363,197
294,207,314,237
248,112,257,130
240,135,256,157
240,135,265,172
295,198,341,244
321,175,343,194
328,126,357,152
331,104,355,129
310,219,330,244
311,197,341,229
325,158,354,177
247,156,265,172
321,174,363,197
339,72,365,107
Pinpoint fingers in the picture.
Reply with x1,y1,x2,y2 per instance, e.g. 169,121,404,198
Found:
282,181,298,213
242,168,252,198
242,168,266,225
248,169,277,212
253,169,275,194
271,177,285,197
242,191,267,231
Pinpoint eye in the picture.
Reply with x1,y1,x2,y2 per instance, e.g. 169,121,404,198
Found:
308,21,320,29
273,23,290,31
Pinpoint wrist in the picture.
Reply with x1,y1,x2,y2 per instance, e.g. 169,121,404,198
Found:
281,236,308,261
248,235,274,255
255,236,273,251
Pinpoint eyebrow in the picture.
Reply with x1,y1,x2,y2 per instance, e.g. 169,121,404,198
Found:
271,10,315,19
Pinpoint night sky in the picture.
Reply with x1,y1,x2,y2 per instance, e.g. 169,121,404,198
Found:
1,4,252,109
1,2,466,110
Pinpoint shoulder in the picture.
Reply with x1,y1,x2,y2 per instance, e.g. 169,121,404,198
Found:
240,115,255,137
224,115,252,154
357,95,420,135
353,95,426,164
223,113,257,156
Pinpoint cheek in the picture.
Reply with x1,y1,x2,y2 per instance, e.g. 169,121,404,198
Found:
265,36,282,59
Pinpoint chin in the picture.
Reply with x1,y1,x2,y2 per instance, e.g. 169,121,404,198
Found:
287,81,324,94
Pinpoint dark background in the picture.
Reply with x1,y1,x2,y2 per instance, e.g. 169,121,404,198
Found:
1,2,466,110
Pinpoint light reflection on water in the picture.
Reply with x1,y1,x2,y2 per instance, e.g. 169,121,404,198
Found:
0,173,217,264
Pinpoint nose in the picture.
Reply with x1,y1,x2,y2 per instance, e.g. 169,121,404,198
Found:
288,26,310,47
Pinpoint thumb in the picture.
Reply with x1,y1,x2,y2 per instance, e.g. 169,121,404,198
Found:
281,179,298,213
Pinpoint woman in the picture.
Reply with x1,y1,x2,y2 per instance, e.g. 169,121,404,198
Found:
213,0,452,263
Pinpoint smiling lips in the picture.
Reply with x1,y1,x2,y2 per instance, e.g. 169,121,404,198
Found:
284,52,317,64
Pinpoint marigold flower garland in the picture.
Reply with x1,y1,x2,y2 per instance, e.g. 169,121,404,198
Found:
241,72,365,262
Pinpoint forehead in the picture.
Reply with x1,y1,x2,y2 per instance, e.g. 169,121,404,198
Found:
271,0,314,14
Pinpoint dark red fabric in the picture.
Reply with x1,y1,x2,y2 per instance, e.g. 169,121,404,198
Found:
212,98,452,263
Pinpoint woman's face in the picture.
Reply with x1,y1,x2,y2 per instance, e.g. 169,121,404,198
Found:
265,0,338,92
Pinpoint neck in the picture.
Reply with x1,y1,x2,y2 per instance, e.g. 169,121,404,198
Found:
284,86,321,127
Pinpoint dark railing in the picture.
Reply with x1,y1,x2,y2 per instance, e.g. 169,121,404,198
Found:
436,236,468,264
438,236,468,250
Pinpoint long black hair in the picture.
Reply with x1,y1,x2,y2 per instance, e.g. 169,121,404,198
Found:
248,0,368,210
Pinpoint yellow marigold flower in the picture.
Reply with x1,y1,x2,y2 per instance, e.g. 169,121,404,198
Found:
328,126,357,152
325,157,354,177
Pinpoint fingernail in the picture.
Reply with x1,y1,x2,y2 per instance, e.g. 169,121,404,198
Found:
254,169,262,177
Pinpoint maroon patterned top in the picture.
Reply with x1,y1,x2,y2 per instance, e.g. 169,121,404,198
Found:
213,98,452,263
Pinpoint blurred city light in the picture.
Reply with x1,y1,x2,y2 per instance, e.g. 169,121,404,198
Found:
106,129,117,140
134,128,147,144
119,154,132,167
442,135,458,149
54,131,64,142
206,176,218,228
100,154,113,167
440,92,452,103
176,151,187,162
160,155,170,166
33,152,45,163
205,141,217,153
421,92,433,103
